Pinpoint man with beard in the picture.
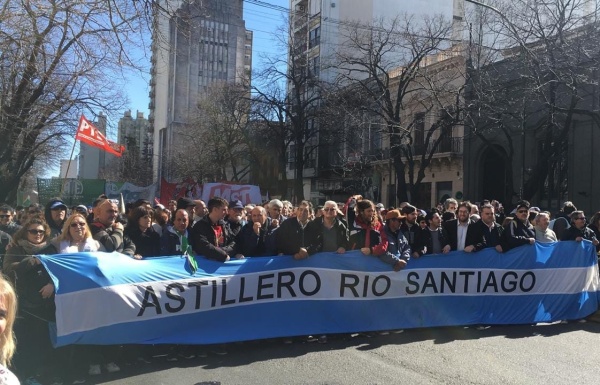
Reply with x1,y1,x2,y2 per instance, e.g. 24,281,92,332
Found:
90,199,136,256
44,199,67,238
443,201,482,252
226,200,246,238
413,209,450,257
190,197,241,262
400,205,420,251
236,206,277,257
275,200,313,259
348,199,388,257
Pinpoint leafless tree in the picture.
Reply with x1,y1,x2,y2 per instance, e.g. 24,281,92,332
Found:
0,0,154,203
466,0,600,206
333,14,464,203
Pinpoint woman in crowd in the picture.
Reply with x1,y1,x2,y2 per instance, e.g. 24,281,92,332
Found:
3,217,54,384
0,276,18,385
45,213,104,254
125,206,161,258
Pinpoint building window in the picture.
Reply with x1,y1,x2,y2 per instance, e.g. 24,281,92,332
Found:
309,26,320,49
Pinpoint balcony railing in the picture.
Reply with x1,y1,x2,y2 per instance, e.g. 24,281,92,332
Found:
413,137,462,156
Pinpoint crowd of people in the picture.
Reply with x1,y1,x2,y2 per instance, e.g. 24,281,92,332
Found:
0,194,598,384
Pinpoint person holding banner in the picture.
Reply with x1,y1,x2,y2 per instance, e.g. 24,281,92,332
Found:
90,199,136,257
125,207,161,258
561,211,599,246
236,206,277,257
305,200,349,255
348,199,388,258
161,209,193,256
412,209,450,257
275,201,314,259
190,197,240,262
503,200,536,251
45,213,104,254
3,218,55,384
381,210,410,272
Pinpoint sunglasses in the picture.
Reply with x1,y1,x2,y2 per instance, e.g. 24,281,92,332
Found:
575,217,586,221
0,215,10,218
388,218,401,222
323,208,336,212
70,222,86,228
27,229,45,235
517,209,528,213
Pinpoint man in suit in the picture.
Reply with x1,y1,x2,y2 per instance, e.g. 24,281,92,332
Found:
443,201,481,252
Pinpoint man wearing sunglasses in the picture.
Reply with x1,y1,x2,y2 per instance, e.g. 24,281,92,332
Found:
0,205,21,236
504,200,536,251
305,200,349,256
561,211,599,246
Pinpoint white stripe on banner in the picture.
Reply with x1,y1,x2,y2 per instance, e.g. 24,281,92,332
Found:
55,265,598,337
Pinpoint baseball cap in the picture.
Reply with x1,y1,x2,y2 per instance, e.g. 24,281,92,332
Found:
50,201,67,210
375,203,385,209
228,200,244,210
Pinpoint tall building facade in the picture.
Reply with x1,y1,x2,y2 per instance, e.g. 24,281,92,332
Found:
288,0,465,205
149,0,252,182
118,110,152,160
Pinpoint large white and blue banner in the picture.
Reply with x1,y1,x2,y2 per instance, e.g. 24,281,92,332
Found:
38,241,599,347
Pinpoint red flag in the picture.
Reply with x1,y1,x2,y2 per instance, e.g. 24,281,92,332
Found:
75,115,125,157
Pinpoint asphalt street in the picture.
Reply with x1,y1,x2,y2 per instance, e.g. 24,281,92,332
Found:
89,321,600,385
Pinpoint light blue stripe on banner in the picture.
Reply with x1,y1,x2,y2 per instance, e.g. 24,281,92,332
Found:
38,241,600,347
53,291,597,346
37,241,597,295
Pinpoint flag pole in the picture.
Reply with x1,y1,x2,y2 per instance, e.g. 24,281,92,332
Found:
60,138,78,197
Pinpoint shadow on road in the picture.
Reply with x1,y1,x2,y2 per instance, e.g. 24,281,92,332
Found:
82,321,600,384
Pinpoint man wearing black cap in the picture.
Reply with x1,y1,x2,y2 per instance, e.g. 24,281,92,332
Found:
44,198,67,238
503,200,535,251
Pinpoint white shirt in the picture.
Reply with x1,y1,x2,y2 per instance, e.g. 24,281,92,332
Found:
457,221,469,251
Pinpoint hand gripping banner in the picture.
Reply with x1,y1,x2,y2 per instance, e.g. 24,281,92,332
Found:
38,241,599,347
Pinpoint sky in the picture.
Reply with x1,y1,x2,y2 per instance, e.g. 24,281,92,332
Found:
123,0,290,122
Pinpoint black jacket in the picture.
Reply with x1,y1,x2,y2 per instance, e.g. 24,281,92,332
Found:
275,218,311,255
237,218,278,257
413,226,449,256
502,219,535,251
400,222,421,251
561,225,598,243
443,219,480,251
468,220,504,251
125,226,161,257
190,216,237,262
305,217,350,255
